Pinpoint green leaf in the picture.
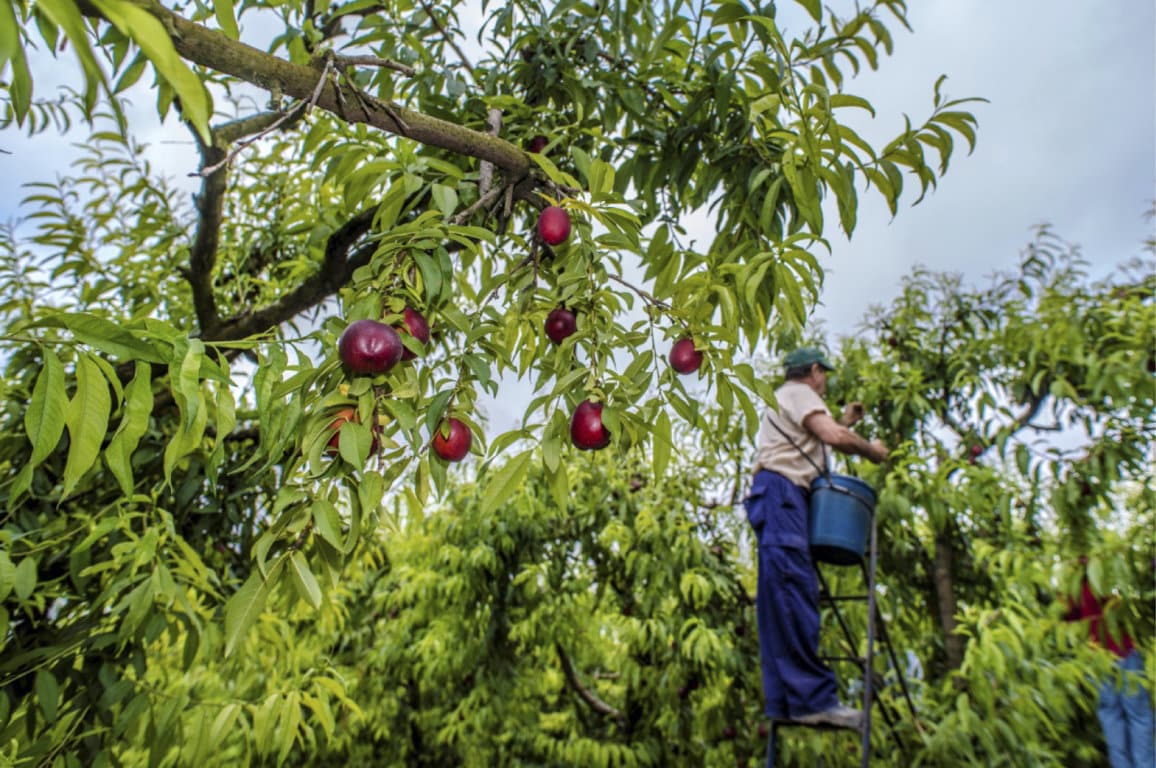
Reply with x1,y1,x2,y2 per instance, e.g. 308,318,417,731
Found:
0,551,15,601
212,0,239,39
35,669,58,724
653,409,672,479
312,499,343,550
12,556,36,600
224,558,282,657
289,552,322,609
164,339,208,485
62,353,112,498
794,0,822,23
0,0,20,66
105,362,153,496
87,0,213,142
24,348,67,467
480,449,532,516
206,376,236,486
22,313,166,363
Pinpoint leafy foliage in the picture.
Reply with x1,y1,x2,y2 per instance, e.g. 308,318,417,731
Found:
12,0,1149,765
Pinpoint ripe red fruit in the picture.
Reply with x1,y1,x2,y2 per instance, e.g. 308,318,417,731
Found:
545,307,577,343
669,337,703,374
757,723,769,738
432,417,472,462
722,725,737,740
339,319,403,375
570,400,611,450
398,307,430,361
537,206,571,246
526,135,549,153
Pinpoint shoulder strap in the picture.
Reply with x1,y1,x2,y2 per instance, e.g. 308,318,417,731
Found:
763,409,829,479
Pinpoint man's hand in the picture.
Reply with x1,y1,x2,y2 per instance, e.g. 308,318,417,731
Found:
839,402,866,427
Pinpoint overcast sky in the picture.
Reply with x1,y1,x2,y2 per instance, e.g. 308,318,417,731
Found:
807,1,1155,336
1,0,1153,432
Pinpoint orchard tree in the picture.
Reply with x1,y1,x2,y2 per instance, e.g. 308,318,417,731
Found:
0,0,981,762
827,226,1155,764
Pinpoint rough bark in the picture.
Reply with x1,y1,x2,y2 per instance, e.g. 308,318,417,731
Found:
933,529,965,670
128,0,531,178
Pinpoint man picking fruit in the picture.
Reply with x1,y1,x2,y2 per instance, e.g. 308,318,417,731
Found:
744,347,889,730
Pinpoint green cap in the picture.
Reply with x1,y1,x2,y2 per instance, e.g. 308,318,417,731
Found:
783,346,835,371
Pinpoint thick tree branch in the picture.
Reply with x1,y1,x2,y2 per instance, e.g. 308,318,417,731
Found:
210,207,378,342
127,0,530,177
186,111,293,337
555,642,625,723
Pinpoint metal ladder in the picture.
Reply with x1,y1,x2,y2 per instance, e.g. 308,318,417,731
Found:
763,511,919,767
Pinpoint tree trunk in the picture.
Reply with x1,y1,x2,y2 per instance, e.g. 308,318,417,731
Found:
933,529,965,670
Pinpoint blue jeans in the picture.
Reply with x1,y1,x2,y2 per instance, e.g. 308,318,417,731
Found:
1097,650,1155,768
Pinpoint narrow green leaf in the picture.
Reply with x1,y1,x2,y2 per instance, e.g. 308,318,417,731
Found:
105,361,153,496
22,313,165,363
62,354,112,498
24,348,67,467
164,339,208,485
548,461,569,510
653,409,672,479
0,551,14,601
480,449,532,516
224,559,281,656
12,556,36,600
35,669,58,724
0,0,20,65
312,499,343,550
289,552,322,609
212,0,239,39
205,376,236,486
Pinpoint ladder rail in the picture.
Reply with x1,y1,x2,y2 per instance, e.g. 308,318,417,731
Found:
766,513,921,767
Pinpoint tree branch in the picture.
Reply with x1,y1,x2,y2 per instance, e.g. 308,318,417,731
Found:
186,111,295,337
128,0,531,177
555,642,625,723
209,207,378,342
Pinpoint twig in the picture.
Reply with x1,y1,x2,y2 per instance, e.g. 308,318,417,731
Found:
608,273,672,311
450,180,511,226
555,642,625,722
195,57,335,177
417,0,475,77
335,54,416,77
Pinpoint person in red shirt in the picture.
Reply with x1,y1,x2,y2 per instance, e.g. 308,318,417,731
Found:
1066,569,1154,768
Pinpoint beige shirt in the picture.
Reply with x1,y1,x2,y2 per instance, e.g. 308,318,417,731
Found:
752,380,830,487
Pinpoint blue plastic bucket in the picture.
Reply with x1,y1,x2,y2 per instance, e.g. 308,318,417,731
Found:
809,474,877,566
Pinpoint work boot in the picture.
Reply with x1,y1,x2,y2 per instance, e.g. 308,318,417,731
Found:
793,705,863,729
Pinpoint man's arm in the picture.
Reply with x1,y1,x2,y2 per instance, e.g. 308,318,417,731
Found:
803,411,889,463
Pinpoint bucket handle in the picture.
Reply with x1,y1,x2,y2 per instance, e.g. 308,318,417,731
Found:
816,481,875,517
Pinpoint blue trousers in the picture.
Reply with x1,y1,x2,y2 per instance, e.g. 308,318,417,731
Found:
745,471,839,719
1098,650,1155,768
